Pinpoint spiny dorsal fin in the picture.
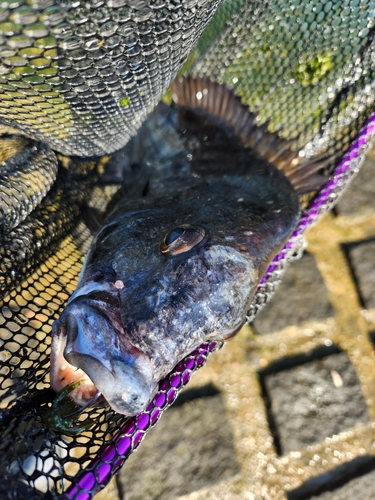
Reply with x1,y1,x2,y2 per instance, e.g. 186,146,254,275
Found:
172,77,331,195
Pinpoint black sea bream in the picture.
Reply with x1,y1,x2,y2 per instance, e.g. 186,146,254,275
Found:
50,78,327,416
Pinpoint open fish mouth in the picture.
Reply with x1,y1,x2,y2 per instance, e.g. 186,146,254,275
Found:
50,323,99,405
50,281,157,416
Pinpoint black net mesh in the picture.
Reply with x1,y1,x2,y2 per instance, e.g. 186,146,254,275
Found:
0,0,375,498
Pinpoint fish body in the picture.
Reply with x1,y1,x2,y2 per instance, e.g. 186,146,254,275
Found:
51,79,306,416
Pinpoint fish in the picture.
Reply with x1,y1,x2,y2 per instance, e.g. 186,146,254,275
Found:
50,77,328,416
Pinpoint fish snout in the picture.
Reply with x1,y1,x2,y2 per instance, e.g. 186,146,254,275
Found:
51,300,156,416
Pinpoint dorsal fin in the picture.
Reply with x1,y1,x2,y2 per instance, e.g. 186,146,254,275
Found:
172,77,331,195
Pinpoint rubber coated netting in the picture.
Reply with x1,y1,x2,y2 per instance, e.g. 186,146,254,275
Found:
0,0,375,498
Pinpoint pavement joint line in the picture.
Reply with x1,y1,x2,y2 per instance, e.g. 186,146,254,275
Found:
362,307,375,325
306,214,375,423
253,320,337,361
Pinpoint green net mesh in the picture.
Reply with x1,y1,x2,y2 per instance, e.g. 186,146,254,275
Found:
0,0,375,498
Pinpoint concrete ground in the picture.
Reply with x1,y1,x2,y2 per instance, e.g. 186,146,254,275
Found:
96,148,375,500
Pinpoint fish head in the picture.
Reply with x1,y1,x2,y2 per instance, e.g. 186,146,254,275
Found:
50,218,253,415
51,173,299,416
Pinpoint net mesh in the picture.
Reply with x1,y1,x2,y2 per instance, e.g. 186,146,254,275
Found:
0,0,222,157
0,0,375,498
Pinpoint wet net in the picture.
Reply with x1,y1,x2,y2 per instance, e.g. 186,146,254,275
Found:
0,0,375,498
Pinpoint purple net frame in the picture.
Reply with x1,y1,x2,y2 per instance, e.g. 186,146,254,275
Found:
61,111,375,500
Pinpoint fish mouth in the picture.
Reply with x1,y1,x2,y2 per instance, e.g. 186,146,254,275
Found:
50,323,98,402
50,283,156,416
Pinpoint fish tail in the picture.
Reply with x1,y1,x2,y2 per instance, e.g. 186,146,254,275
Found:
171,77,331,195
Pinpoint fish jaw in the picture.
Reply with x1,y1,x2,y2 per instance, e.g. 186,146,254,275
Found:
50,281,156,416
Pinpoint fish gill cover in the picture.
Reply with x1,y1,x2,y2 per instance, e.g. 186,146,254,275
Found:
0,0,374,499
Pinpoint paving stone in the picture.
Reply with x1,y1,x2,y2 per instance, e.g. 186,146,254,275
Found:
261,351,369,455
117,388,239,500
336,156,375,215
253,252,334,334
346,239,375,309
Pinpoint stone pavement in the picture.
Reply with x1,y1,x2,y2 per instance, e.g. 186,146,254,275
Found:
96,149,375,500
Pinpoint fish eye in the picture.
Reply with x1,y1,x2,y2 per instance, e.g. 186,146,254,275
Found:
165,227,185,246
161,225,205,255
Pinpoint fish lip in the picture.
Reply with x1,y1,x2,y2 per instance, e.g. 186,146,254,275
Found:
50,321,99,405
51,284,156,416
